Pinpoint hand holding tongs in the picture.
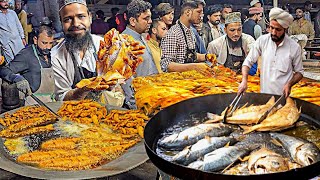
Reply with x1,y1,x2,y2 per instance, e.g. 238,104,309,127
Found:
222,93,243,123
257,93,285,123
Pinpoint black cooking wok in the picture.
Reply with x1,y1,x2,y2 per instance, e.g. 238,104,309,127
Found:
144,93,320,180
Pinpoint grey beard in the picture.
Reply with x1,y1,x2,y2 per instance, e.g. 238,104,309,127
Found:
65,31,92,52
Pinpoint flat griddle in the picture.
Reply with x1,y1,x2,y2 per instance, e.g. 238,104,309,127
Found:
0,102,148,179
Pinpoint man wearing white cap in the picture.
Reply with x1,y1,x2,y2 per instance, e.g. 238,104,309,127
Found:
50,0,123,103
51,0,102,101
238,7,303,98
207,12,255,74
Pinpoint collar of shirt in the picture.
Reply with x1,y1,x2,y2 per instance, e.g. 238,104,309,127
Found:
124,26,145,44
72,43,96,72
33,45,51,66
148,38,160,49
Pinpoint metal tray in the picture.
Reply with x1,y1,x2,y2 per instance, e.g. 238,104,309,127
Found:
0,102,148,179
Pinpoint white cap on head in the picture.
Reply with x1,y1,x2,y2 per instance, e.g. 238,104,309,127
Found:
250,0,260,7
269,7,294,29
58,0,87,11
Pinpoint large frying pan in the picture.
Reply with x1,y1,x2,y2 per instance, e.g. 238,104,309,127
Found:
144,93,320,180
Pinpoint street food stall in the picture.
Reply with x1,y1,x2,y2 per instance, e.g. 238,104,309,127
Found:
0,22,320,179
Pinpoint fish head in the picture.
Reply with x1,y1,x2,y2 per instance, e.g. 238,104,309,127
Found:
296,143,320,166
252,155,289,174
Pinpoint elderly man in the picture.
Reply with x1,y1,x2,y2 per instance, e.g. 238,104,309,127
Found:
238,7,303,97
207,12,255,74
201,5,223,48
161,0,215,75
243,7,263,40
147,19,168,73
51,0,104,101
0,25,55,104
289,7,315,41
0,0,26,63
121,0,158,109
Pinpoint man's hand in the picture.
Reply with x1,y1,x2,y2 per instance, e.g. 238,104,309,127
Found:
22,39,27,46
13,75,32,96
238,80,248,95
0,56,5,65
192,63,214,76
283,83,291,98
206,54,217,64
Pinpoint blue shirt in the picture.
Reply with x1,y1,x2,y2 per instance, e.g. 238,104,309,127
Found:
0,9,25,62
191,25,207,54
121,27,158,109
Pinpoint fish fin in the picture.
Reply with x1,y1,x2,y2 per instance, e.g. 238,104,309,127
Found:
183,145,191,150
224,141,231,147
242,126,257,134
204,119,221,124
270,138,283,147
221,160,237,174
239,155,250,162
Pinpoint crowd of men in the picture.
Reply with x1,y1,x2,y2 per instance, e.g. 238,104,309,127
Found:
0,0,317,110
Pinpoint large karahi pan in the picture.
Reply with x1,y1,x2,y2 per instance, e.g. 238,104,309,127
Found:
144,93,320,180
0,102,148,179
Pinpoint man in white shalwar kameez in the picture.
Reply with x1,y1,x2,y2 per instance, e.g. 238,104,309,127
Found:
238,7,303,97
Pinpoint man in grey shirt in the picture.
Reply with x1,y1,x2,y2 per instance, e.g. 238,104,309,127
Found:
0,0,26,63
121,0,158,109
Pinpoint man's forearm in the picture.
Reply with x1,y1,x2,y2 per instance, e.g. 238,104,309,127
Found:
241,65,250,82
63,88,89,101
196,53,206,62
167,62,192,72
288,72,303,87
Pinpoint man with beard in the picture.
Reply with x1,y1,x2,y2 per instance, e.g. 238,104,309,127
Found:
51,0,104,101
289,7,315,41
201,5,223,48
161,0,215,74
207,12,255,74
219,4,233,35
147,19,168,73
0,0,26,63
243,7,263,40
121,0,158,109
0,25,55,104
15,0,28,43
238,7,303,97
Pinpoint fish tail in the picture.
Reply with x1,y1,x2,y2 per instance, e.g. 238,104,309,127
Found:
242,125,259,134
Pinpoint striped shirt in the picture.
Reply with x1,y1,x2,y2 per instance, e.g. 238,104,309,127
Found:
160,21,196,72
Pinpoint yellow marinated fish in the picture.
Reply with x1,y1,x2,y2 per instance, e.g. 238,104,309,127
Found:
243,97,300,134
206,96,275,125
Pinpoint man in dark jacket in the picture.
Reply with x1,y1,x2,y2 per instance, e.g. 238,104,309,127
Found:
91,10,110,35
243,7,263,40
0,25,54,96
201,5,223,48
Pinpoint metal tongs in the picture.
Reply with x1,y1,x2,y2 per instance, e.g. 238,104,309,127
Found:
29,94,61,118
258,93,285,123
222,93,243,123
